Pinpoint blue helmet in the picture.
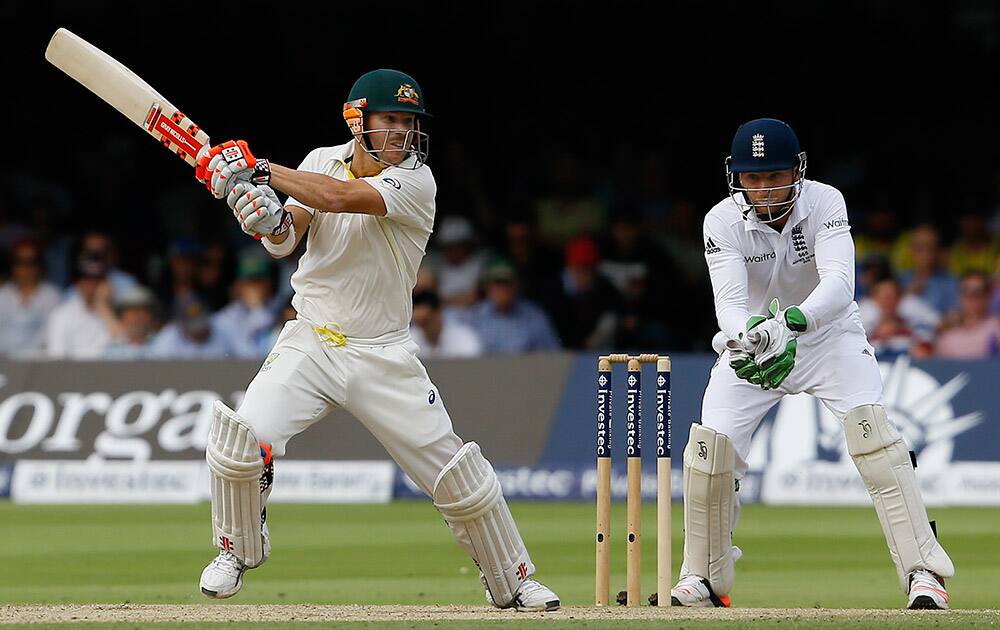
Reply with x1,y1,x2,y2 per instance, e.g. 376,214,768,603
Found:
725,118,808,223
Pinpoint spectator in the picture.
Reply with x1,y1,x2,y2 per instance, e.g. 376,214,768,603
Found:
606,266,674,352
0,202,31,258
466,257,560,354
44,246,119,359
149,295,235,359
854,205,906,271
156,238,203,315
865,277,933,360
197,241,234,311
104,286,159,359
948,212,1000,277
0,240,62,357
410,290,482,359
429,216,488,309
213,251,278,358
413,265,439,299
67,232,139,300
934,272,1000,358
535,154,606,245
550,237,618,349
857,253,892,300
859,269,939,338
656,199,705,284
898,224,958,316
498,213,561,309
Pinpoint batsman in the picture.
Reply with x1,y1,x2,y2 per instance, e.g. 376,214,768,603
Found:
191,69,559,611
671,118,953,610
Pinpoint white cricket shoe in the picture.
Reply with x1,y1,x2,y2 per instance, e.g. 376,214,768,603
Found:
482,574,560,611
907,569,949,610
670,574,731,608
200,550,247,599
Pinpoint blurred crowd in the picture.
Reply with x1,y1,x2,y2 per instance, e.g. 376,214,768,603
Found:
2,182,1000,361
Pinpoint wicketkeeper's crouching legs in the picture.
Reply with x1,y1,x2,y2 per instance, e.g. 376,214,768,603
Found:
844,404,954,607
672,424,741,607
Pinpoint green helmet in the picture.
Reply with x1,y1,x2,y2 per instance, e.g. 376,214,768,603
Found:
343,69,430,169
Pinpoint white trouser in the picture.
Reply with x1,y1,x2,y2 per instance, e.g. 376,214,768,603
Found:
702,325,883,477
238,318,463,495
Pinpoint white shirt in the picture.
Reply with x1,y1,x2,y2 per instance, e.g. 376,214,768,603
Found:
284,141,436,338
0,282,62,357
409,318,483,359
703,179,860,342
44,293,112,359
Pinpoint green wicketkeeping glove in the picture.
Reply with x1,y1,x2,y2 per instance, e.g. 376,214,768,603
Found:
742,299,807,390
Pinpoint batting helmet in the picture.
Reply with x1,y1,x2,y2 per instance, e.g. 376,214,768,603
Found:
343,69,430,169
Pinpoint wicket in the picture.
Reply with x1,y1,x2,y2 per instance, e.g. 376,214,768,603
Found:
595,353,671,607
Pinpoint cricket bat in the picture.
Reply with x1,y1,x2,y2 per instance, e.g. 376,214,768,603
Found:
45,28,210,167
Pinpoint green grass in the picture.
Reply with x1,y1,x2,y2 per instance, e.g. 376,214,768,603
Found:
0,501,996,614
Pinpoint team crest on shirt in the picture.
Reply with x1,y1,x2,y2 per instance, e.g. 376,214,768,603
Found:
790,224,815,265
396,83,420,105
261,352,279,372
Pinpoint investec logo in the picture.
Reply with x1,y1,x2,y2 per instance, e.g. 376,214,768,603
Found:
655,377,670,457
596,377,609,457
626,382,641,456
745,251,776,264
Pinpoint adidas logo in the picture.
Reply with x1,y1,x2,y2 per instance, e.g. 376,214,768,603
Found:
705,237,721,255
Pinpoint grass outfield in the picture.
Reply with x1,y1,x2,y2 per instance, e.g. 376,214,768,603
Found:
1,501,997,627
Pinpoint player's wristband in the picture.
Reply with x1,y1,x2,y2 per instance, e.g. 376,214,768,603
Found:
261,221,296,257
251,159,271,186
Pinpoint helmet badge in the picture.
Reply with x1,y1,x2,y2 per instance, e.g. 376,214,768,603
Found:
395,83,420,106
751,133,765,158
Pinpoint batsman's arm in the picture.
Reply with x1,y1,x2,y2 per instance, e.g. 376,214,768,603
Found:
269,163,387,217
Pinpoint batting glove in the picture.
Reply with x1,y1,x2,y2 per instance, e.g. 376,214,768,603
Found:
228,182,290,237
197,139,271,199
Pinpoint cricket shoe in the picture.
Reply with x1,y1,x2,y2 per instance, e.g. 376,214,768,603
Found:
670,574,731,608
200,550,248,599
482,574,560,611
907,569,949,610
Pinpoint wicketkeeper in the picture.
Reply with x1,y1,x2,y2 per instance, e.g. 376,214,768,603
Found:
671,118,953,610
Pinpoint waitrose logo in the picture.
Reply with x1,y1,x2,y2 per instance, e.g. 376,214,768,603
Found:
745,251,776,264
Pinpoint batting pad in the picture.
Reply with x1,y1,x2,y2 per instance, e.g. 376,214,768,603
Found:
681,424,739,596
206,401,266,568
844,405,954,592
433,442,534,607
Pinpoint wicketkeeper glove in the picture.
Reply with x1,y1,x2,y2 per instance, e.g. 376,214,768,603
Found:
739,298,807,390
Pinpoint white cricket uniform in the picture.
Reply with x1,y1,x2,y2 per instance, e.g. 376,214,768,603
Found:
237,141,462,496
702,179,882,477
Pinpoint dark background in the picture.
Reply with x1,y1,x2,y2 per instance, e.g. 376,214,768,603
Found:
2,0,998,346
